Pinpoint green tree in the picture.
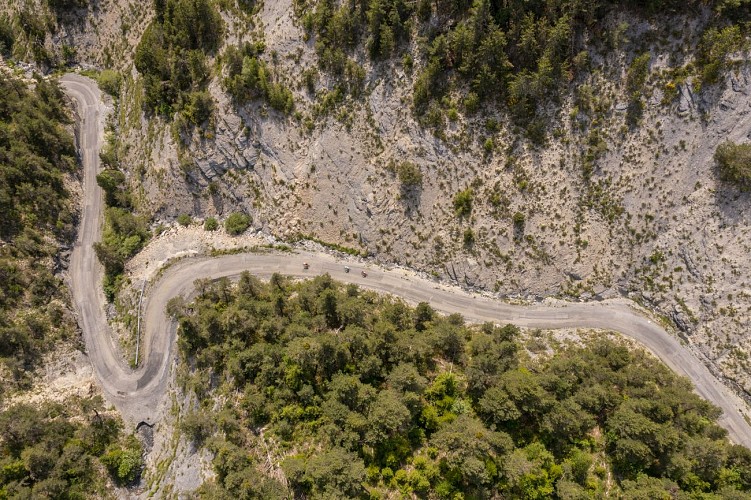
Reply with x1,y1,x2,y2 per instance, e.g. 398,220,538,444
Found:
305,448,367,498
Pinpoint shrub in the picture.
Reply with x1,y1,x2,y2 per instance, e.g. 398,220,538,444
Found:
715,141,751,189
0,15,14,56
397,162,423,189
134,0,223,116
177,214,192,226
97,70,122,97
101,436,143,485
223,44,294,113
225,212,251,235
204,217,218,231
483,138,495,155
453,189,473,217
463,228,475,247
697,25,745,85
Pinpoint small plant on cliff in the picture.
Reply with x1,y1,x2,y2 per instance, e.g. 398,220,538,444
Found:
715,141,751,190
225,212,251,235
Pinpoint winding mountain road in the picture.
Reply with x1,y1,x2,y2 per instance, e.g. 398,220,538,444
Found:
61,74,751,447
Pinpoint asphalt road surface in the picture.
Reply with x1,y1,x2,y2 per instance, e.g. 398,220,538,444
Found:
61,74,751,448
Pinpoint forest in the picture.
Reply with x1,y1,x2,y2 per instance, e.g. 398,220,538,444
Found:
0,73,78,389
0,398,142,497
134,0,222,120
169,274,751,498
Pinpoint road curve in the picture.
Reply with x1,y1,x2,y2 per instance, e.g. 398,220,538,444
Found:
61,74,751,447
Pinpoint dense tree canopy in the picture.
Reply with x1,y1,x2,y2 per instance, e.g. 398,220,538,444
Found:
174,275,751,498
0,73,79,388
134,0,222,118
0,398,142,497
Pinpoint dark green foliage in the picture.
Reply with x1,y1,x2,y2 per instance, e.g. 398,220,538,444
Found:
626,53,651,95
15,6,52,65
45,0,87,12
222,43,294,113
295,0,749,135
0,15,14,56
100,435,143,485
224,212,251,235
0,75,75,240
177,213,192,226
97,70,122,98
182,90,214,125
715,141,751,189
0,74,78,387
94,207,150,301
93,127,147,302
296,0,369,99
463,227,475,246
134,0,222,117
0,398,134,496
177,276,751,498
96,168,126,206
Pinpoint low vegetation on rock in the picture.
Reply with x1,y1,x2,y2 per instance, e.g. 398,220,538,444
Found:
294,0,749,133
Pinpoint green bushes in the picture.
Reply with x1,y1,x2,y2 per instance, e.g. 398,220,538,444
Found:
396,161,422,189
453,188,473,217
204,216,218,231
96,169,127,206
94,208,150,301
0,76,75,240
224,212,251,235
101,436,143,485
697,25,746,85
96,70,122,97
0,15,14,56
94,124,148,301
177,214,192,226
294,0,746,133
625,52,651,126
176,276,751,498
715,141,751,189
463,227,475,246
